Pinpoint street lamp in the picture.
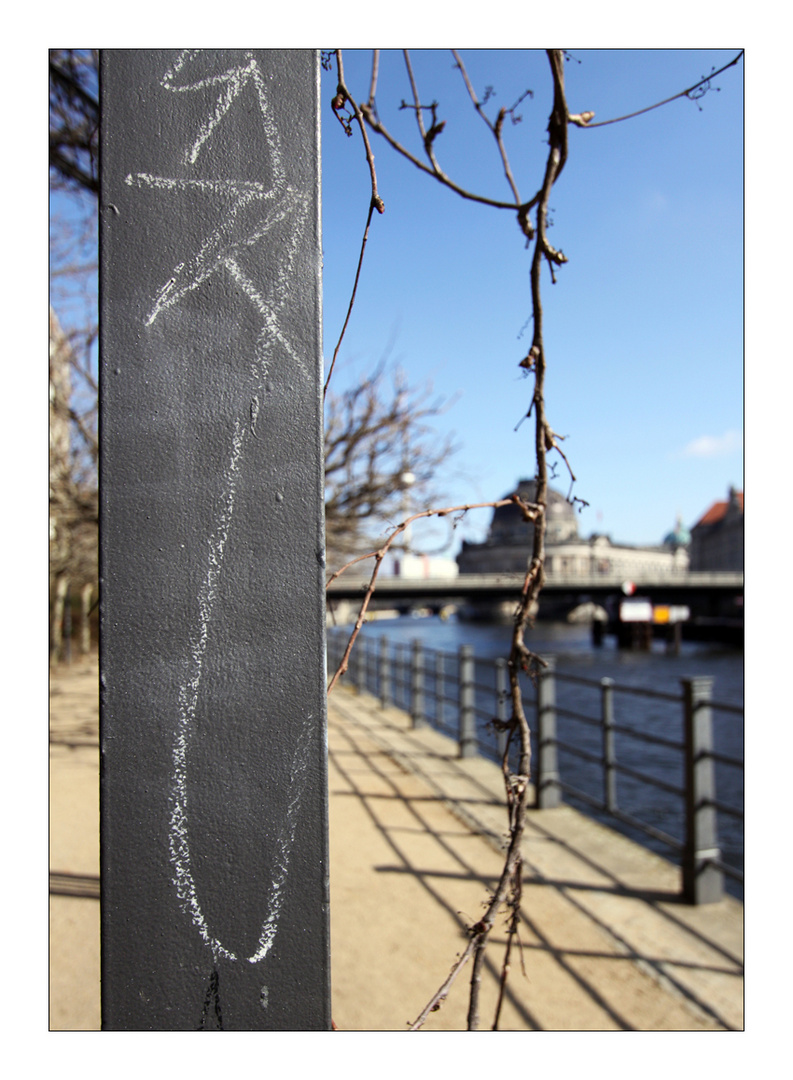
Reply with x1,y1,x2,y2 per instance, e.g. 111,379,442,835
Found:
393,468,415,577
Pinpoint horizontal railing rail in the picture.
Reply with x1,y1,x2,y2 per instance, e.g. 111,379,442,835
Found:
326,629,743,904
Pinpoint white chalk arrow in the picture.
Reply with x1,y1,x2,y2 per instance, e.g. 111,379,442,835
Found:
161,49,287,173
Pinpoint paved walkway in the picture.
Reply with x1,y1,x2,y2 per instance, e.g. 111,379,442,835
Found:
49,655,743,1030
49,653,102,1031
328,688,743,1030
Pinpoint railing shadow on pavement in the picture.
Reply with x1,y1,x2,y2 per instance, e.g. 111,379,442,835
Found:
327,630,744,907
329,693,741,1030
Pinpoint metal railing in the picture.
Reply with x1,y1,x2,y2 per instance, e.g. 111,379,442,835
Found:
327,630,744,905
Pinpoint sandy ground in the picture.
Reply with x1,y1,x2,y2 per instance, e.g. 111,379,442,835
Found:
49,651,101,1031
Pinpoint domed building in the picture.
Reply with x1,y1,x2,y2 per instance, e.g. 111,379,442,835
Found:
457,479,689,580
486,479,578,549
663,514,692,551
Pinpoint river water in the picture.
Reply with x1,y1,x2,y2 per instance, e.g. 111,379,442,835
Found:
328,613,744,899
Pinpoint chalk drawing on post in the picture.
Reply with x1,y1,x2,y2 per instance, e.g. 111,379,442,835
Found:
125,50,313,970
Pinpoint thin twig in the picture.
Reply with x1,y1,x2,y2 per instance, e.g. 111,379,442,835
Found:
323,200,377,397
333,50,384,213
359,103,525,214
492,858,522,1030
451,50,522,207
575,50,744,129
324,51,387,396
335,46,570,1031
403,51,429,143
326,498,519,696
368,49,380,109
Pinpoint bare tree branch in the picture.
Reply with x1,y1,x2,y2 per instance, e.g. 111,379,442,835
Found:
324,200,378,397
357,52,529,217
323,50,387,396
451,50,524,207
49,50,99,195
574,49,744,129
326,497,522,694
332,49,385,214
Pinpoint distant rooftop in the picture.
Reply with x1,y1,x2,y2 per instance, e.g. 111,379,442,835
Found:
695,488,743,528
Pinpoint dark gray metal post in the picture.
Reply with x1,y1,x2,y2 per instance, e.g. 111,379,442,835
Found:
435,652,445,730
601,678,617,813
99,50,329,1029
410,640,425,728
536,659,561,808
682,677,723,904
379,635,391,707
355,636,366,695
398,643,408,709
458,645,477,758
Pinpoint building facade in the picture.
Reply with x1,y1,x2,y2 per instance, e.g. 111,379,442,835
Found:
689,487,744,572
456,479,689,580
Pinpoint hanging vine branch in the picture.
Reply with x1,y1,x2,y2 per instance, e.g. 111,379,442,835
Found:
326,47,572,1030
323,49,385,396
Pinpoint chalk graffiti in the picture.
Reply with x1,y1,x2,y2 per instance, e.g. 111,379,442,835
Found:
125,50,313,967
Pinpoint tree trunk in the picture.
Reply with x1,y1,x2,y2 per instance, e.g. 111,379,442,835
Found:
51,575,69,663
81,582,93,654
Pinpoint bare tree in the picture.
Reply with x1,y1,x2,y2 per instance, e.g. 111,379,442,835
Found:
324,363,456,567
49,307,98,660
49,49,99,196
49,50,100,659
49,49,99,473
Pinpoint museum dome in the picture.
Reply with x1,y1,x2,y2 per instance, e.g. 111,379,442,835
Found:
488,478,578,546
663,514,691,548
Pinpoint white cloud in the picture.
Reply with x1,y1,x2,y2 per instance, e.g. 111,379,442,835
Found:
681,429,743,459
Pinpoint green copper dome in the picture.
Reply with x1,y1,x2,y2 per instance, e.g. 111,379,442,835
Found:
663,514,691,548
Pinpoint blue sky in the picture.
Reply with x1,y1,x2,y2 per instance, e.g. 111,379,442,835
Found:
320,49,744,552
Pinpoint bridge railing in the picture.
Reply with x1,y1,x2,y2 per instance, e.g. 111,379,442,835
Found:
326,630,743,905
325,569,744,598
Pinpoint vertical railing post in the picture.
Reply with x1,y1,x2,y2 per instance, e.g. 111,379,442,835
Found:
601,677,617,812
410,640,425,728
399,644,408,711
495,658,508,761
682,677,723,904
379,635,391,708
536,659,560,808
458,645,477,758
435,652,444,732
354,636,366,694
